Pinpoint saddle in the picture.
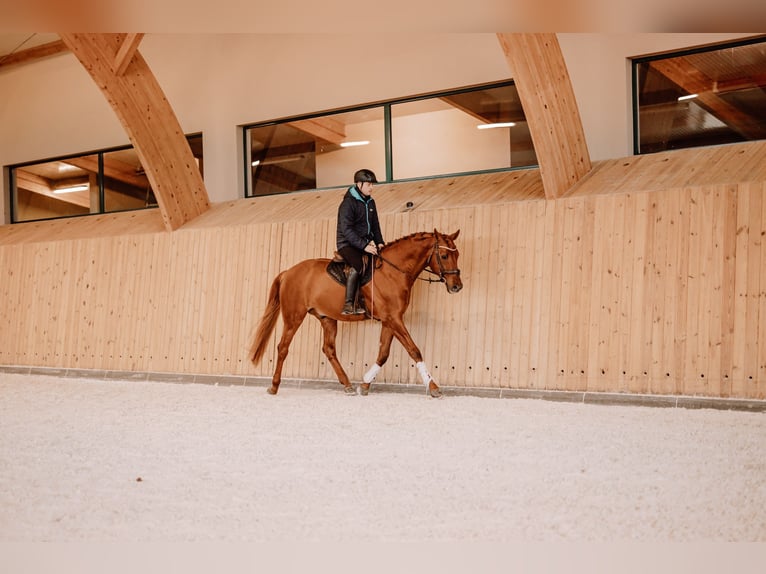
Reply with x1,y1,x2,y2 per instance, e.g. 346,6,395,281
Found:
326,253,374,287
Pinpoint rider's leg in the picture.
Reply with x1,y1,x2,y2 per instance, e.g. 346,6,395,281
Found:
341,267,364,315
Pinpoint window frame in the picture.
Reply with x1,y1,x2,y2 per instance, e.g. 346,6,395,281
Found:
242,79,535,198
631,35,766,156
7,133,203,224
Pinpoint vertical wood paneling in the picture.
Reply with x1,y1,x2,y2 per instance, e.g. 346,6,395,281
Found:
743,187,762,396
607,194,628,392
506,202,525,388
671,189,691,395
627,192,650,393
731,187,750,395
587,195,607,391
649,197,677,393
616,194,637,393
544,200,565,390
707,188,726,396
566,196,590,391
684,188,703,394
1,180,766,400
758,187,766,399
445,206,468,387
719,186,738,396
530,199,555,389
697,188,716,395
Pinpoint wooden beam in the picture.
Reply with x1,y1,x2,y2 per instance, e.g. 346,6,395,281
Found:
440,93,527,124
15,169,90,209
497,33,591,199
0,40,68,71
288,117,346,144
63,157,149,189
113,33,144,76
14,170,51,195
59,33,210,231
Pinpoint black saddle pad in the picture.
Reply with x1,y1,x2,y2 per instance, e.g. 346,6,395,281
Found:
326,259,373,287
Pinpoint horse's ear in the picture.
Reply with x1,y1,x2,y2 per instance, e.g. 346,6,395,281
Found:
449,229,460,240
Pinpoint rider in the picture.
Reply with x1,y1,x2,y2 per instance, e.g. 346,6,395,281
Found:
336,168,385,315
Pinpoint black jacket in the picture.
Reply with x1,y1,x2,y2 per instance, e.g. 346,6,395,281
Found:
336,186,384,251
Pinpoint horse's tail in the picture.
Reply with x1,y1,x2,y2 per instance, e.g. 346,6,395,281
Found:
249,273,282,365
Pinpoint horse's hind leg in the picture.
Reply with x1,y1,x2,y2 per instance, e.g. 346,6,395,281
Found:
360,325,395,396
267,311,306,395
318,315,356,395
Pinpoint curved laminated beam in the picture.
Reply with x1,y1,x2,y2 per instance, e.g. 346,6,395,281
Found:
498,33,592,199
59,33,210,231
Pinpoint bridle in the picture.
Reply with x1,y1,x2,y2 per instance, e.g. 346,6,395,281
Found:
375,235,460,284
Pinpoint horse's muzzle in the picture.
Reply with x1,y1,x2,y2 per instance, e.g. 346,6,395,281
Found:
448,282,463,293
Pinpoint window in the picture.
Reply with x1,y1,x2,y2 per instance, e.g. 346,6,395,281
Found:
244,81,534,197
246,108,385,196
8,134,203,223
633,36,766,154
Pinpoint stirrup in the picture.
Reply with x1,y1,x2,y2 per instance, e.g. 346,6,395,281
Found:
341,302,364,315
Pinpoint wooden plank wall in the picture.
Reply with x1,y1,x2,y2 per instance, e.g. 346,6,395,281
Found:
1,143,766,399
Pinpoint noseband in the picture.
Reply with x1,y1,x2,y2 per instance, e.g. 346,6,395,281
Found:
425,240,461,283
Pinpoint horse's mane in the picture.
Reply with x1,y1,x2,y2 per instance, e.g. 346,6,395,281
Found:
381,231,434,252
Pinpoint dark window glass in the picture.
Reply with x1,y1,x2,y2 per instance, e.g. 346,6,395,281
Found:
102,148,152,212
634,37,766,154
12,155,97,222
244,81,533,197
391,83,533,179
246,109,385,196
9,134,203,223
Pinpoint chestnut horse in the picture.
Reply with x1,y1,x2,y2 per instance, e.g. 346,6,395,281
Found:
249,229,462,398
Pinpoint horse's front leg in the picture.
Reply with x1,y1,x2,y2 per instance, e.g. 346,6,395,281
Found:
317,315,356,395
360,325,395,396
386,318,442,398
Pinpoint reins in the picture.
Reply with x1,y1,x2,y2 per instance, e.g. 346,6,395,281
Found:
374,236,460,284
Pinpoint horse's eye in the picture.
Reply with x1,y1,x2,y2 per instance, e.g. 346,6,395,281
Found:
441,254,448,260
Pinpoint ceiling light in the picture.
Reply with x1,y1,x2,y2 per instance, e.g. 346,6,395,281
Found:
477,122,516,129
340,140,370,147
54,184,89,194
252,155,306,167
678,93,698,101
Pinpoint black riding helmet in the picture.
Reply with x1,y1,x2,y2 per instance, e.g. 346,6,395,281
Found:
354,168,378,185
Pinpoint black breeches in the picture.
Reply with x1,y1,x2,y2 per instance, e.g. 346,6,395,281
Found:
338,246,368,273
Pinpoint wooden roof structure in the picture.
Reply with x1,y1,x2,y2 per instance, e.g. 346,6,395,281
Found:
2,33,591,231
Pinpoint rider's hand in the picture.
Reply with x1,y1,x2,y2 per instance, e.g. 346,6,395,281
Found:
364,242,378,255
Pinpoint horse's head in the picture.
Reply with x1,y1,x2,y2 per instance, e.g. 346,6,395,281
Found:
428,229,463,293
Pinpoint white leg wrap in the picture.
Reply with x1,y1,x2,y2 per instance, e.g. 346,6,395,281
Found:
416,361,433,387
363,363,382,384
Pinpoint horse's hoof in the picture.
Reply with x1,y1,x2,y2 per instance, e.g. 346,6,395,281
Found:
428,385,442,399
343,385,357,395
266,386,278,395
360,384,370,396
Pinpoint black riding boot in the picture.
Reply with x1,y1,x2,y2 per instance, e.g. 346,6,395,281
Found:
341,268,364,315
